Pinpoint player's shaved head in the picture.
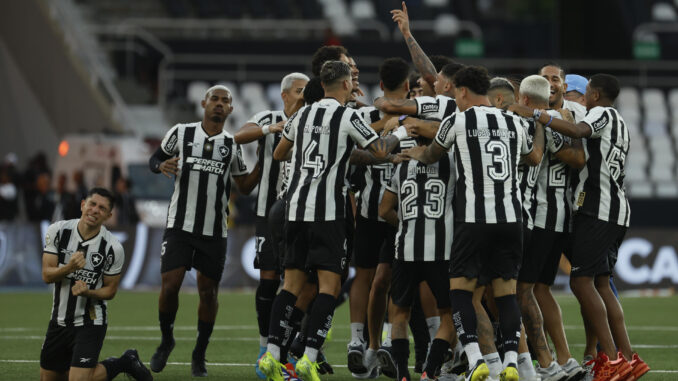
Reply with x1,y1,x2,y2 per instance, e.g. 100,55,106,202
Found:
320,61,351,90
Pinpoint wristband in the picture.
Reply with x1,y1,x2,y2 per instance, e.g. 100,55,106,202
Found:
533,109,543,120
393,125,409,141
544,114,554,128
261,125,271,135
398,115,407,126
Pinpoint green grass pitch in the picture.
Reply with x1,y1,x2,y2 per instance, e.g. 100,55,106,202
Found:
0,291,676,380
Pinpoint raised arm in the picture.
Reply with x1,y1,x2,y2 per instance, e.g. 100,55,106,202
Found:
373,97,418,115
391,1,437,89
234,120,285,144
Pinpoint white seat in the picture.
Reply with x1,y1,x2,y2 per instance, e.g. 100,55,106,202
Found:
656,181,678,197
433,14,461,36
627,181,654,198
625,163,647,182
652,2,677,21
649,164,674,181
627,148,649,167
351,0,376,19
266,83,284,111
648,136,673,152
642,88,668,124
241,82,265,107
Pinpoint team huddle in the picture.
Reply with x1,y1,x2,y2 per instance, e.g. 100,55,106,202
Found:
37,3,651,381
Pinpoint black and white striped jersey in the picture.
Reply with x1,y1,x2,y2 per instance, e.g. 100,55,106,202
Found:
386,153,455,262
414,95,458,121
574,106,630,226
563,99,587,123
436,106,533,224
43,219,124,327
283,98,379,222
160,122,248,237
534,115,573,232
356,106,417,221
246,110,288,216
516,117,541,230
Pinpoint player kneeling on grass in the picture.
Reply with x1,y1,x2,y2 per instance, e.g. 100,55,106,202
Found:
40,188,152,381
378,136,458,381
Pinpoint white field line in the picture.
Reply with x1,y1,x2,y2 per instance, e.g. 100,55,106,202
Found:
0,359,676,373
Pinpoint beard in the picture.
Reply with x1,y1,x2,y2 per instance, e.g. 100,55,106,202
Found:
210,114,225,123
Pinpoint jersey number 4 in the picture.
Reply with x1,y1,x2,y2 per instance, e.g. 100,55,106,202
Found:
302,141,326,178
400,179,445,220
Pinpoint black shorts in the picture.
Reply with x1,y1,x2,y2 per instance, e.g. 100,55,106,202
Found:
40,321,107,371
353,215,396,268
518,228,568,285
161,228,227,281
268,199,286,263
450,222,522,286
254,216,280,273
284,220,348,275
570,213,626,278
391,260,451,309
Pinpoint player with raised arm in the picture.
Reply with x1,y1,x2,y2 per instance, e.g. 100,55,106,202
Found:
40,188,152,381
234,72,309,378
378,135,456,381
509,74,649,381
148,85,261,377
258,60,411,381
405,66,544,381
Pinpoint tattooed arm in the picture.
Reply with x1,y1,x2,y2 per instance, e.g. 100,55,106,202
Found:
391,1,438,89
349,149,394,166
373,97,419,115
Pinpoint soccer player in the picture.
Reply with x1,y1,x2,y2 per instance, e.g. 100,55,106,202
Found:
148,85,261,377
564,74,588,106
405,66,544,381
347,57,415,378
258,60,411,381
40,188,152,381
234,72,309,378
379,135,455,381
510,74,650,381
539,64,586,123
513,75,586,381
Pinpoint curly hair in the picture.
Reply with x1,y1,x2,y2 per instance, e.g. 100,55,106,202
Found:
453,66,491,96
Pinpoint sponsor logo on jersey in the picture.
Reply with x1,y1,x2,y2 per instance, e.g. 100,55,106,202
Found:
164,134,178,153
577,191,586,207
185,156,226,174
67,269,100,285
436,119,454,144
591,112,609,132
421,103,439,113
351,117,376,139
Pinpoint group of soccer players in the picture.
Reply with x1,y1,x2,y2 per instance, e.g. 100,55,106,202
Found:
37,2,652,381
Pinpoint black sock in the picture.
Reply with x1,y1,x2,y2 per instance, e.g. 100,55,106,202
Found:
409,293,430,364
305,293,336,350
267,290,298,349
193,320,214,359
159,310,177,347
280,307,305,361
256,279,280,338
424,338,449,376
101,357,123,380
494,295,521,355
449,290,478,346
392,338,411,380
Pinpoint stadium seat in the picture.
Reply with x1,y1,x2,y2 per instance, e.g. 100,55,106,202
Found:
642,89,669,135
433,14,461,36
656,181,678,197
649,161,674,182
423,0,450,7
241,82,266,105
266,83,284,111
627,181,654,198
652,2,677,21
625,162,647,182
351,0,376,19
187,81,210,103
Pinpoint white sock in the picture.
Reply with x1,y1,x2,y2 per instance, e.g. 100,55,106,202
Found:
259,335,268,348
426,316,440,340
364,348,377,366
464,342,483,368
483,352,502,377
503,350,518,368
350,322,365,343
304,347,319,363
382,323,393,346
518,352,537,378
267,343,280,361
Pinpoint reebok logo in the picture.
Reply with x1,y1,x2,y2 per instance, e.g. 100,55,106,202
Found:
80,357,92,363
